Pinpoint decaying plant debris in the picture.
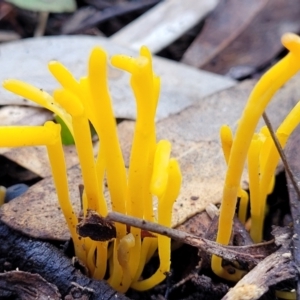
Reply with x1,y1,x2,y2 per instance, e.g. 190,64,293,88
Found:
106,211,277,267
0,206,296,299
108,211,296,299
0,220,129,300
0,271,61,299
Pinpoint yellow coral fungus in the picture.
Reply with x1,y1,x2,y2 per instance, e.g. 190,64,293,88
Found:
1,46,181,292
213,32,300,281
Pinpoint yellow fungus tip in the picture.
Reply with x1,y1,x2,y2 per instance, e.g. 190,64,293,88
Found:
140,46,152,60
53,89,84,117
281,32,300,53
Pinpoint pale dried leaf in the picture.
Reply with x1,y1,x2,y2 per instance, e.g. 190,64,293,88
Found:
0,36,234,177
110,0,219,53
0,106,52,126
0,36,235,121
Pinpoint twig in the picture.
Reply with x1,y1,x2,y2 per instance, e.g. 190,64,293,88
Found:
107,211,190,241
262,112,300,201
34,12,49,37
106,212,277,266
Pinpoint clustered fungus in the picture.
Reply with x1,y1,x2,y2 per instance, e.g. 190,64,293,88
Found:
213,32,300,281
1,32,300,294
0,46,181,292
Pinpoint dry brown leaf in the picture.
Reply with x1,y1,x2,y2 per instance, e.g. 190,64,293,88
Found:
175,210,212,237
181,0,268,69
201,0,300,76
0,165,82,240
0,36,234,120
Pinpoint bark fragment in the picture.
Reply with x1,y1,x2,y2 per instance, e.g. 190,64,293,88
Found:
222,247,296,300
0,270,61,299
0,220,129,299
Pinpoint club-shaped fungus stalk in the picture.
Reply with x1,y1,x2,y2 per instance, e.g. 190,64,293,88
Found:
132,156,181,290
0,123,84,260
1,46,181,292
220,125,249,224
253,99,300,242
213,33,300,281
3,81,73,134
110,49,159,283
247,133,263,236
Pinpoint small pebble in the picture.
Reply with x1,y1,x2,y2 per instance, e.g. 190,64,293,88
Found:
4,183,29,202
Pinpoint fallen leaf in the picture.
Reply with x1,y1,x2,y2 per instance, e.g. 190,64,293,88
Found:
0,165,82,240
181,0,268,69
175,210,212,237
54,115,75,145
0,35,234,177
0,36,235,120
110,0,219,53
201,0,300,76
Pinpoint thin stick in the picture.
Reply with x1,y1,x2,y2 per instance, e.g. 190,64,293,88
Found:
107,211,189,241
34,11,49,37
106,211,276,265
262,112,300,201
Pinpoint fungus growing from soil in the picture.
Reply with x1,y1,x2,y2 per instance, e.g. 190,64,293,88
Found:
213,32,300,281
3,31,300,295
1,46,182,292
